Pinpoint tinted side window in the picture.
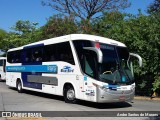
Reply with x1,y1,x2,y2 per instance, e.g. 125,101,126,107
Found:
32,47,43,62
3,60,6,72
73,40,93,61
25,49,32,63
56,42,75,65
73,40,93,69
15,51,21,63
7,42,75,64
23,47,43,63
44,44,57,62
7,51,21,63
44,42,75,65
7,52,12,63
0,60,3,66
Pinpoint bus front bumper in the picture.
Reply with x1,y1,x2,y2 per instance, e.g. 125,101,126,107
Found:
97,88,135,103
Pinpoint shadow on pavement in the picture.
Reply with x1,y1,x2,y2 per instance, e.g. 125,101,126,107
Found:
0,80,6,82
76,100,132,109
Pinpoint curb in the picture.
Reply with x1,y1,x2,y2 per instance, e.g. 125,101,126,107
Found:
134,96,160,101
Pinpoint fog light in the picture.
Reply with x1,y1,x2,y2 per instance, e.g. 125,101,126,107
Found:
101,95,104,98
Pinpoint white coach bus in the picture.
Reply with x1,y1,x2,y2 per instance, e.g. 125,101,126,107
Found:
6,34,142,103
0,57,6,80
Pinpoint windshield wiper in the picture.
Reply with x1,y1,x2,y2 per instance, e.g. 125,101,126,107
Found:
99,76,118,84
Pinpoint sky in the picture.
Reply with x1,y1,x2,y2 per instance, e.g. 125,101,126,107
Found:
0,0,154,32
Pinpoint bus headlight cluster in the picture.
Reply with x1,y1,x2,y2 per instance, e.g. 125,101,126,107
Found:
99,86,108,92
131,84,135,91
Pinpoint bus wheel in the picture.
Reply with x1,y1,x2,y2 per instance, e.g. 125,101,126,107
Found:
17,80,23,93
64,85,76,103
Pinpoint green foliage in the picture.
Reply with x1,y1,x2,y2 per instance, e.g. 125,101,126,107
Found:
1,32,28,50
11,20,38,35
147,0,160,14
92,11,160,96
0,20,40,51
0,29,7,40
42,14,78,38
152,75,160,92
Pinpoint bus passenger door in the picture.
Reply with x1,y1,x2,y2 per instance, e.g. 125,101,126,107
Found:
81,50,98,101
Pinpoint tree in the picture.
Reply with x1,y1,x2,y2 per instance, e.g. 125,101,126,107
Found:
11,20,38,35
10,20,41,43
147,0,160,14
42,0,130,21
0,29,8,55
92,11,160,96
1,32,28,51
0,20,40,51
42,14,78,38
0,29,7,40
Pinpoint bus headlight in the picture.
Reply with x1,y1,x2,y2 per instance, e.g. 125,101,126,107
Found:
131,84,135,92
99,86,105,90
92,82,109,92
99,86,109,92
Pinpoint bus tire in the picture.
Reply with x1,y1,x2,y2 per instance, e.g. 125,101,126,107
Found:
64,85,76,103
17,80,23,93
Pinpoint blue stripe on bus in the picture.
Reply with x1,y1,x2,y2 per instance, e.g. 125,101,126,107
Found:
6,65,57,73
22,43,44,90
103,85,120,90
103,85,120,88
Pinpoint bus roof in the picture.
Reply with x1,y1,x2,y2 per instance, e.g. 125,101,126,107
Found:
0,57,6,60
7,34,126,52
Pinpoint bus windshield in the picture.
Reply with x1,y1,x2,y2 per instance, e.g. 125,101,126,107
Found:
99,44,134,85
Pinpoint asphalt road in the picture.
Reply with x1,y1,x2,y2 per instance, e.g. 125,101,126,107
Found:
0,81,159,120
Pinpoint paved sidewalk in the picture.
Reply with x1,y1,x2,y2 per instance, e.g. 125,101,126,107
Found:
134,96,160,101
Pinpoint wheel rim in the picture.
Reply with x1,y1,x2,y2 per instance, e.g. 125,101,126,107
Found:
18,82,21,91
67,89,75,100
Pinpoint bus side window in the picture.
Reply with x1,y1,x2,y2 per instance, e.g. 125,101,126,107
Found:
56,42,75,65
32,48,43,62
0,60,3,66
3,60,6,72
73,40,94,70
15,51,21,63
44,44,57,62
25,49,32,63
7,52,12,63
43,42,75,65
7,51,21,63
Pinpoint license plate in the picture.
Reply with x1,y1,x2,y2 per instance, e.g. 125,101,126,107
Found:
119,96,125,101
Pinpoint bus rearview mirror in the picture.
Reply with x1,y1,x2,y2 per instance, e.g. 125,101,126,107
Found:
130,53,142,67
83,47,103,63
